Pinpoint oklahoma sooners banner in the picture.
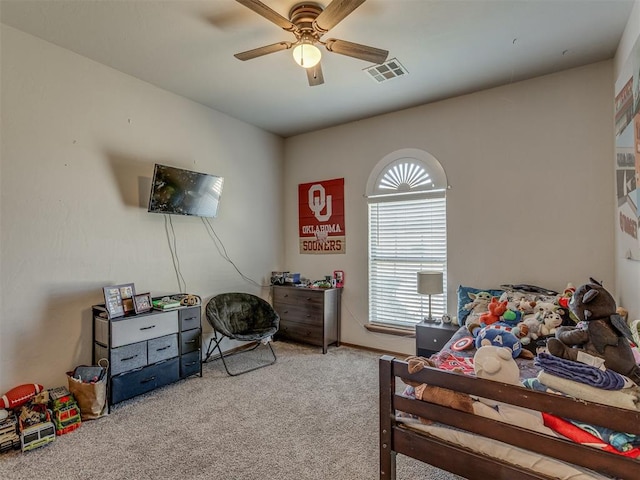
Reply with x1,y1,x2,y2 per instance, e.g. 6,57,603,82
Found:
298,178,345,254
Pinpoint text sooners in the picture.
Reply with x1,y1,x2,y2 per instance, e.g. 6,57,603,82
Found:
301,239,344,253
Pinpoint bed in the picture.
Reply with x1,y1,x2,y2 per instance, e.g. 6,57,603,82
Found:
379,285,640,480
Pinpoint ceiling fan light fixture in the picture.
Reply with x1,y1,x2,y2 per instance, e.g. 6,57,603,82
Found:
292,40,321,68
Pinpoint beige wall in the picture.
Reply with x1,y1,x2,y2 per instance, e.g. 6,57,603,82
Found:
0,25,284,393
0,17,629,391
284,61,615,355
614,0,640,321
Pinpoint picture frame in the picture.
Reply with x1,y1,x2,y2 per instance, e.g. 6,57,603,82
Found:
117,283,136,314
102,286,124,319
133,292,153,314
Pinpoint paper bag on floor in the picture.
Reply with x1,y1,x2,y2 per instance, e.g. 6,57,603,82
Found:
67,359,108,420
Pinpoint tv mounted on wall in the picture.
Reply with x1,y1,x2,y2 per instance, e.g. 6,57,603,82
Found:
148,164,224,218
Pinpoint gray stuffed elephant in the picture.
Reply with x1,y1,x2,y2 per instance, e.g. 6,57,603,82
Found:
547,278,640,384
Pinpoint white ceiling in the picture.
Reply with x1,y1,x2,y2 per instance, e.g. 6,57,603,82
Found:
0,0,635,137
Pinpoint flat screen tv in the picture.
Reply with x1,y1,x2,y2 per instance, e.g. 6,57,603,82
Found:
148,164,224,218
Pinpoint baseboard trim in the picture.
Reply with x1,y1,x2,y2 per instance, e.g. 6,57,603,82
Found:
338,341,410,360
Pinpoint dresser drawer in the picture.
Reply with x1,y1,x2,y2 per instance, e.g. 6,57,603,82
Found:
277,303,323,326
180,328,201,354
111,311,178,347
273,287,324,308
180,350,201,378
109,342,147,375
148,334,178,364
179,307,200,332
278,320,323,346
111,358,179,404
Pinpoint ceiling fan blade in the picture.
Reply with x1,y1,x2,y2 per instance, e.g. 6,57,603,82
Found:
306,63,324,86
234,41,291,61
236,0,298,32
324,38,388,64
314,0,366,34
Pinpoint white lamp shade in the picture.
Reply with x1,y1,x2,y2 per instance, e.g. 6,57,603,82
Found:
417,271,443,295
292,42,321,68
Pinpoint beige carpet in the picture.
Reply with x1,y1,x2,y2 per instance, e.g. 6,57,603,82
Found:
0,342,462,480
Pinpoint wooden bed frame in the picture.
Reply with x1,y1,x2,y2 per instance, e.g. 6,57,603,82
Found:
379,355,640,480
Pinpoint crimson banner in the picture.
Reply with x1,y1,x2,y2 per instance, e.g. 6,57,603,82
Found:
298,178,345,254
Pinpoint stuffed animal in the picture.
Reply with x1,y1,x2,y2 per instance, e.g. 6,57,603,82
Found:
406,356,437,377
501,309,522,326
539,310,563,336
547,278,640,384
515,298,537,315
401,356,474,424
514,316,542,345
474,345,520,383
414,384,476,415
474,324,523,359
558,283,576,310
472,346,557,436
463,291,493,313
463,291,494,326
532,301,557,320
478,298,508,327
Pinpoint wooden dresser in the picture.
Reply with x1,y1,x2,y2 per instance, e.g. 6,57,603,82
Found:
272,285,341,354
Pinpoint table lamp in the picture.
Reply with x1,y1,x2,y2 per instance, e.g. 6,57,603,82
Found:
417,271,443,322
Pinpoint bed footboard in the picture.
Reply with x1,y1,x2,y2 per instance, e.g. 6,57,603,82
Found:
379,355,640,480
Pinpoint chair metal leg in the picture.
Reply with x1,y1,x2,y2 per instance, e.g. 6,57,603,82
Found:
204,331,277,376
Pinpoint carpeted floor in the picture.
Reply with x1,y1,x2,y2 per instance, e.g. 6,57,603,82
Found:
0,342,463,479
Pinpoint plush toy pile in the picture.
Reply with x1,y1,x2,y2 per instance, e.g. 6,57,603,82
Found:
462,283,577,358
404,279,640,458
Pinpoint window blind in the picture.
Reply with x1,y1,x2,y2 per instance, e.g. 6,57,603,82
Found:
368,196,447,327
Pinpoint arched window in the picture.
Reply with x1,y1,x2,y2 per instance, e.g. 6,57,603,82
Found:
366,148,448,327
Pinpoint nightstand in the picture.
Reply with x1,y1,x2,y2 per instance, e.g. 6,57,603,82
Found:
415,321,458,356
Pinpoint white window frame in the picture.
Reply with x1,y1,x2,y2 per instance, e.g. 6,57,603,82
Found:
366,149,448,327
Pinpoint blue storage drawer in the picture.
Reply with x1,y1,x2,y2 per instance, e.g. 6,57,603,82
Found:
180,350,201,378
110,357,179,404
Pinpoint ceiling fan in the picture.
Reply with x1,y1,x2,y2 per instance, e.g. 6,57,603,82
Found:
234,0,389,86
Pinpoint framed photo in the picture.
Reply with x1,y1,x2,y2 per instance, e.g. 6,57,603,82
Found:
103,286,124,319
133,292,153,314
116,283,136,313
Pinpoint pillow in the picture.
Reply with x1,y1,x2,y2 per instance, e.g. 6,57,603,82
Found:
457,285,504,325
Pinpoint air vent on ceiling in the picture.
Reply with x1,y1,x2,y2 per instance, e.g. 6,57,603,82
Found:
364,58,408,83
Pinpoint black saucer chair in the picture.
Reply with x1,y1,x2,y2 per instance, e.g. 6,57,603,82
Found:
204,292,279,376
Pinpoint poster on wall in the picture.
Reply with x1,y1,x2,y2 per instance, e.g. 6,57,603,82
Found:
615,35,640,261
298,178,345,254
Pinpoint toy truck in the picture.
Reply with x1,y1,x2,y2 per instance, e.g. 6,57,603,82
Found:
18,404,55,452
48,387,81,435
0,410,20,452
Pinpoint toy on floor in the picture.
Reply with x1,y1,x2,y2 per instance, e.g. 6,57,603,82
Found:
1,384,44,409
18,403,55,452
0,409,20,452
49,387,81,435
